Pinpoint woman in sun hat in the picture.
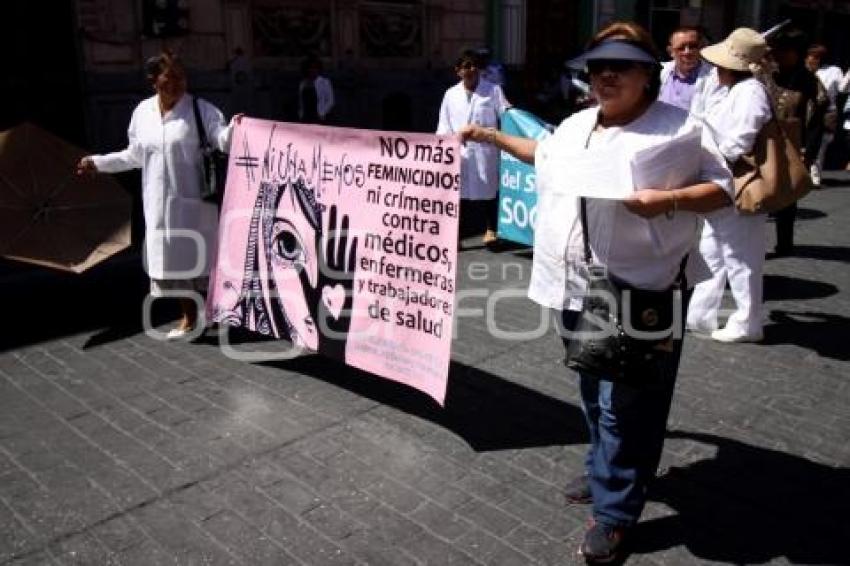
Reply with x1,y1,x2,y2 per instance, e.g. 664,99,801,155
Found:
687,28,773,344
459,21,733,562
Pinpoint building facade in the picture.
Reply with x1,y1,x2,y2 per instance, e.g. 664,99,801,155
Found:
3,0,849,151
76,0,511,150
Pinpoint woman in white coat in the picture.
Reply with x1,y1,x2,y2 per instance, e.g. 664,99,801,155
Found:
77,51,237,339
436,49,510,245
687,29,773,342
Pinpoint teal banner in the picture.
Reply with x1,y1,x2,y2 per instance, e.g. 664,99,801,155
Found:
497,109,551,246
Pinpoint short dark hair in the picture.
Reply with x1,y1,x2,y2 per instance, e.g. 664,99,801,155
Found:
807,44,827,59
455,48,482,69
668,25,702,44
475,46,493,64
770,28,808,57
145,49,183,83
588,21,662,99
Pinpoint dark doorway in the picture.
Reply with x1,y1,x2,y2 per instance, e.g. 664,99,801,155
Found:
382,92,412,132
519,1,581,121
1,0,86,145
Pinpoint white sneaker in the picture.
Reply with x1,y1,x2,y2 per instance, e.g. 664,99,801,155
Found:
810,164,821,186
166,327,192,340
710,327,763,343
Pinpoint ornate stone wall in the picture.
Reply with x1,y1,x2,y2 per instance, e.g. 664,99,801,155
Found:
78,0,488,73
77,0,491,147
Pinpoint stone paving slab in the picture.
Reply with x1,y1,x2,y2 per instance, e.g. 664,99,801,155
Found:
1,178,849,565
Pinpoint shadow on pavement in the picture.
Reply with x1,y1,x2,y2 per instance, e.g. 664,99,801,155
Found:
484,240,530,254
774,244,850,263
762,310,850,362
459,238,529,253
0,255,177,352
763,274,838,301
632,430,850,565
794,207,827,220
819,172,850,186
262,354,589,452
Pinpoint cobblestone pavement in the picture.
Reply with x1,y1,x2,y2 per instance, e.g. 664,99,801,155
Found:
1,175,848,565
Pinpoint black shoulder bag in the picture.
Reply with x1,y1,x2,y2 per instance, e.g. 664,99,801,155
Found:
565,197,686,382
191,96,228,205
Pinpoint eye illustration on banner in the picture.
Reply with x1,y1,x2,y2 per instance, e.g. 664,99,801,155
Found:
221,180,323,348
221,179,358,361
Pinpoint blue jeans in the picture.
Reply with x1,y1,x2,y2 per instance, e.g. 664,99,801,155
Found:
561,295,687,528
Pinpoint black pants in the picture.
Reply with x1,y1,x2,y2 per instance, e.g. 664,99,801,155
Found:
774,201,797,253
459,198,498,239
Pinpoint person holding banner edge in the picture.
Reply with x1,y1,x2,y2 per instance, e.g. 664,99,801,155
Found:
460,22,733,562
77,50,240,339
437,48,511,247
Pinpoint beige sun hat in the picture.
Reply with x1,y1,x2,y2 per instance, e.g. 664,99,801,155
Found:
701,28,768,72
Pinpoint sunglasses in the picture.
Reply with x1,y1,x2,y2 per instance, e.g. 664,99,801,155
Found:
671,42,700,52
586,59,641,74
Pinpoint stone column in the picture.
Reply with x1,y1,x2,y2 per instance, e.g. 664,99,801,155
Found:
501,0,526,66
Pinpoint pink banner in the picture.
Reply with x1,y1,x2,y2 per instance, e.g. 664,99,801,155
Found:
208,119,460,404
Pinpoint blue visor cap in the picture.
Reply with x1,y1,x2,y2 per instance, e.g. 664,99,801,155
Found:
567,40,658,70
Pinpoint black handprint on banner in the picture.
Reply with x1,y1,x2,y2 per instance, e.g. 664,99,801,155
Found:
299,204,358,361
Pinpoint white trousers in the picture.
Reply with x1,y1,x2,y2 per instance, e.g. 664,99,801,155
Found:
814,132,834,172
687,208,767,336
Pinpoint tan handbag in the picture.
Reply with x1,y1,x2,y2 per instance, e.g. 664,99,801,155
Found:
732,117,813,214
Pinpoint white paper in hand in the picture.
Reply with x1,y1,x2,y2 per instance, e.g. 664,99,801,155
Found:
547,142,633,199
630,126,702,191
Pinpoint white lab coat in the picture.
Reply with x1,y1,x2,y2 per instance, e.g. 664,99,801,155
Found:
688,78,772,337
436,79,510,200
91,94,232,281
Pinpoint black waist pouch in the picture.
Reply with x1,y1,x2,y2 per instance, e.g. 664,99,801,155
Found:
566,197,685,383
566,266,682,382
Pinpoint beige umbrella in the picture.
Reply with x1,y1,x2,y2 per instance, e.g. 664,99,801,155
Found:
0,123,131,273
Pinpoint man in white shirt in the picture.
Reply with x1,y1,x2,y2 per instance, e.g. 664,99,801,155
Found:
437,49,511,246
659,26,714,113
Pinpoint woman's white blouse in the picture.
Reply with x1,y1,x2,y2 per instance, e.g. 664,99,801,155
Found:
529,101,733,310
91,95,232,280
702,77,772,165
436,79,510,200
